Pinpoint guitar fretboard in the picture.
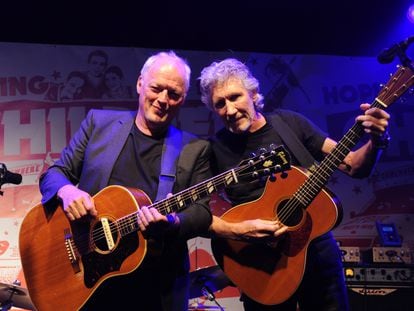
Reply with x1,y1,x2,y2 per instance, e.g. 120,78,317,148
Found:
291,100,385,212
115,169,237,236
113,146,288,237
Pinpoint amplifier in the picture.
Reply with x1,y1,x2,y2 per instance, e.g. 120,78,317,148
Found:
347,285,414,311
372,247,412,263
340,246,361,263
343,264,414,287
345,264,414,311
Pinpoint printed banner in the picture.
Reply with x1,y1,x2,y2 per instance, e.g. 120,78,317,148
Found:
1,42,413,310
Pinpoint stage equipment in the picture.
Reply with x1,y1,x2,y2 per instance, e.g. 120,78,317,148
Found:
0,163,22,196
189,265,233,311
0,281,34,311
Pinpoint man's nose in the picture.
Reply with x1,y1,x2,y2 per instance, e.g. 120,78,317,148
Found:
158,89,169,103
225,101,237,115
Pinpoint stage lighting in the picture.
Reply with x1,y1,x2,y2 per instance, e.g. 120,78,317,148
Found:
407,4,414,23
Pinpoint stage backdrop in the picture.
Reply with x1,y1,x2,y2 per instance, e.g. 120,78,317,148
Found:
1,42,413,310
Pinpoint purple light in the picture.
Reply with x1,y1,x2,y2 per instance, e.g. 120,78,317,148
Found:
407,4,414,23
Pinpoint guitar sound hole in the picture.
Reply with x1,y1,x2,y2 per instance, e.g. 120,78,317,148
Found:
92,220,119,252
276,199,304,227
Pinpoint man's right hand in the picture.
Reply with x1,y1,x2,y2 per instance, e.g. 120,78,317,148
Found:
57,184,97,221
210,216,288,242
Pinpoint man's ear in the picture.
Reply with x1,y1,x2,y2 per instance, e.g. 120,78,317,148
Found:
136,76,143,94
252,91,259,103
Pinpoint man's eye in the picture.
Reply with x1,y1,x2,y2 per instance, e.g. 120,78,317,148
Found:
229,94,239,102
214,100,225,109
168,91,181,101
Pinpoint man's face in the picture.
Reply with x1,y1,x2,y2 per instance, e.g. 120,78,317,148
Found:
61,76,85,99
105,72,121,90
136,60,186,133
88,56,107,77
211,77,257,134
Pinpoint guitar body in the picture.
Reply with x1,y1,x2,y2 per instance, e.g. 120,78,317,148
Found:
18,146,291,310
211,166,341,305
19,185,148,311
211,65,414,305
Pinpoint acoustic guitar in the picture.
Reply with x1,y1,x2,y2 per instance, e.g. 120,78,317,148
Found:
19,145,291,311
211,65,414,305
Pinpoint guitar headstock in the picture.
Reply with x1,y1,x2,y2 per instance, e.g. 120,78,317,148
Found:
376,65,414,107
237,144,291,180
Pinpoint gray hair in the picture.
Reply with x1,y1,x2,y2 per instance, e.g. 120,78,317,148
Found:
198,58,264,110
140,51,191,92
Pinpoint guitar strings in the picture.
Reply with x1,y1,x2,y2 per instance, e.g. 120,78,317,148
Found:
88,164,269,247
76,151,284,252
95,154,279,243
276,125,363,223
276,101,380,224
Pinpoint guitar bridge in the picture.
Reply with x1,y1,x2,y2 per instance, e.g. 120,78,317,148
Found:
64,228,81,273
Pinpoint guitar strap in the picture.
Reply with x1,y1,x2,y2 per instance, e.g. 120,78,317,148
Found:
270,114,317,172
155,125,182,202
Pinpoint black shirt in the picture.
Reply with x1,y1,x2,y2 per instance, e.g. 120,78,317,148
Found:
210,110,327,205
109,123,164,202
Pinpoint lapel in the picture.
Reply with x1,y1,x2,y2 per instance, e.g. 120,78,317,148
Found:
98,112,135,189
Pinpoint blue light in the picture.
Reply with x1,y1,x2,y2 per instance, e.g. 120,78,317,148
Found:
407,4,414,23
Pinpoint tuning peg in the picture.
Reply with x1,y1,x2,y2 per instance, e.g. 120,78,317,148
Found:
269,173,276,182
249,152,257,158
281,171,288,179
269,143,278,151
258,147,267,154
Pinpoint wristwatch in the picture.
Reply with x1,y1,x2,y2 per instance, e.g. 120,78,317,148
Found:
372,131,391,150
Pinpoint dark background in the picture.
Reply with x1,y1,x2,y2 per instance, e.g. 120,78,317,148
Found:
1,1,413,56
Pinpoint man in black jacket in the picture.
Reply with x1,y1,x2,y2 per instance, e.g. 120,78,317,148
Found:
40,51,212,310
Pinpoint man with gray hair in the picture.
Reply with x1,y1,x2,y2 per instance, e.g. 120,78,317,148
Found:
199,58,390,310
39,51,212,310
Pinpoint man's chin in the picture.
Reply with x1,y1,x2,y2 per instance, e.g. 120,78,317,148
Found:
148,115,170,127
228,121,250,134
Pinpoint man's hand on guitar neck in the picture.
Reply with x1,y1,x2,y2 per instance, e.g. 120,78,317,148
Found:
210,216,287,242
136,193,180,236
136,206,180,237
323,103,391,178
57,184,97,221
356,103,390,137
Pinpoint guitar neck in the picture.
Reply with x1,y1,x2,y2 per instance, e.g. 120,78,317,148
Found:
294,100,386,208
154,169,239,215
116,165,246,237
115,145,289,237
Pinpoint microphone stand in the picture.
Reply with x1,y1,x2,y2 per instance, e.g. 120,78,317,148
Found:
0,163,22,196
201,285,224,311
378,36,414,69
0,281,21,311
0,164,5,196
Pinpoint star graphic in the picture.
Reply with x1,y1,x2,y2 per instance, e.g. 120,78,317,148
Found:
51,70,61,81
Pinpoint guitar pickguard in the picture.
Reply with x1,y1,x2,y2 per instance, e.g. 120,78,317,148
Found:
82,233,139,288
